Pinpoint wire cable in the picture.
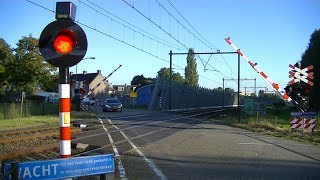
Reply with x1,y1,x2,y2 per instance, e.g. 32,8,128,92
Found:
81,0,184,50
25,0,224,86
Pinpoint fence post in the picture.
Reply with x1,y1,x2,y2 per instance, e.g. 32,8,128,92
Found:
42,101,44,115
25,99,27,117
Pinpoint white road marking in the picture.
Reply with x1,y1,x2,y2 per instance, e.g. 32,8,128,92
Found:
238,142,315,147
99,118,127,180
107,113,160,119
107,118,168,180
75,115,190,141
238,142,273,146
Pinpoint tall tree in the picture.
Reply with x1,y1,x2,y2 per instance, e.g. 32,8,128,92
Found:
172,72,185,84
157,67,184,84
157,67,170,79
301,29,320,110
5,35,57,94
0,38,13,87
131,74,154,87
185,48,198,86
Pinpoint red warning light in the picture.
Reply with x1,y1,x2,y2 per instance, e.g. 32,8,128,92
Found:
53,30,74,54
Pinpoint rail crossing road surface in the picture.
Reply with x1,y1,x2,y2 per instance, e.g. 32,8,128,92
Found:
73,109,320,179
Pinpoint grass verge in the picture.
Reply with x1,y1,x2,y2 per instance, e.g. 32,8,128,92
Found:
0,111,98,132
212,110,320,145
0,115,58,131
234,118,320,145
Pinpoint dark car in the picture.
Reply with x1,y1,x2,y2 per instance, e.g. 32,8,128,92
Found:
102,98,123,112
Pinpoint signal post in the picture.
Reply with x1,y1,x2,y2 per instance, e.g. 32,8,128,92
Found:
39,2,87,158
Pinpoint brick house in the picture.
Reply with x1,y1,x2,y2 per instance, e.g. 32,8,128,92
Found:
70,70,110,99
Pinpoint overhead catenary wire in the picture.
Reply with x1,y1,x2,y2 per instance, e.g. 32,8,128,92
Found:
78,0,183,51
157,0,233,76
25,0,224,86
163,0,235,77
120,0,223,74
154,0,213,50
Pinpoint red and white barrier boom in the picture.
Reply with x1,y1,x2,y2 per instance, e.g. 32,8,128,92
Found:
225,37,292,102
82,65,122,99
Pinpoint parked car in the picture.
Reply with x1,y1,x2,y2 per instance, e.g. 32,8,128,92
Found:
81,97,95,105
102,98,122,112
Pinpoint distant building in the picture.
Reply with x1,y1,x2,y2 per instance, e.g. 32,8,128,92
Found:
239,91,255,96
70,70,111,99
111,84,137,95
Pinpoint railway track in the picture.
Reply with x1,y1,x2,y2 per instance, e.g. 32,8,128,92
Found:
0,107,240,179
172,106,239,119
0,123,101,162
0,107,238,160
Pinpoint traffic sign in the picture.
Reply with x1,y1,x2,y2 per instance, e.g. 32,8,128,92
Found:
130,91,137,98
4,154,114,180
290,112,317,117
288,64,314,86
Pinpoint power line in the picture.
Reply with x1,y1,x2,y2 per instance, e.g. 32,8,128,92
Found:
76,21,170,63
154,0,213,50
164,0,218,50
155,0,234,78
120,0,189,50
120,0,235,80
80,0,183,50
163,0,235,78
75,22,223,85
26,0,55,13
25,0,223,86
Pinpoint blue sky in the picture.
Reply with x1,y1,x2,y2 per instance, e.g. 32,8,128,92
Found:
0,0,319,93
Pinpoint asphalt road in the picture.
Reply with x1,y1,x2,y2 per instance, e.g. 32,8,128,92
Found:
73,108,320,179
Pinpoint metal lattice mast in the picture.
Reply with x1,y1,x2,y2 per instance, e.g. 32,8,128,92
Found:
224,37,292,102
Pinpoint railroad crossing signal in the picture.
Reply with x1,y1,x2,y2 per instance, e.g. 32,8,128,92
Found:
38,2,88,159
39,2,87,68
288,63,314,86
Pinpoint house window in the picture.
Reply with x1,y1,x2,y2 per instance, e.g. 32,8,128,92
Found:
118,87,124,91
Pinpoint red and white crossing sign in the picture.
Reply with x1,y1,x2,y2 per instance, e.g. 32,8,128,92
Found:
288,64,314,86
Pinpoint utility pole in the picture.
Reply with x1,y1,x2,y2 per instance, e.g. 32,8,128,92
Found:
169,50,172,111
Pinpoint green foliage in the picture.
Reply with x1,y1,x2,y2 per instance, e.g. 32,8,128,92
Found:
157,67,185,84
1,35,58,95
0,38,14,86
157,67,170,79
185,48,198,86
131,74,154,86
301,29,320,110
0,115,58,131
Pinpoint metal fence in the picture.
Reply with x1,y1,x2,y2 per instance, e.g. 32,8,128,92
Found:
149,78,235,110
0,101,58,119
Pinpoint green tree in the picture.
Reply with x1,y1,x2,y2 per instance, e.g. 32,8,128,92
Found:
157,67,170,79
301,29,320,110
5,35,57,94
0,38,14,87
172,72,185,84
131,74,154,87
157,67,184,84
185,48,198,86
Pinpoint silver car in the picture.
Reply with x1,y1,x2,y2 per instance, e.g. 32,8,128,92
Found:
102,98,123,112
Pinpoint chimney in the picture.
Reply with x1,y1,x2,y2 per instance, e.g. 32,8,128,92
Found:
97,70,101,74
83,71,87,75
